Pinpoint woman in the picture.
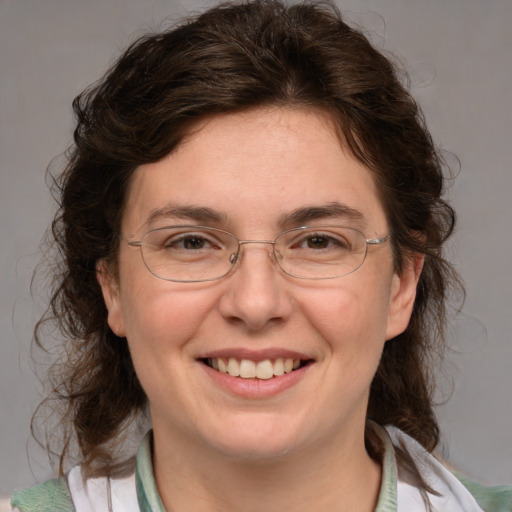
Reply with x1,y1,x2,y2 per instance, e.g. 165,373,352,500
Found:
11,1,512,511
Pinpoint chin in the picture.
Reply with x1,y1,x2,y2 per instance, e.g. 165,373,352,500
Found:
200,417,309,462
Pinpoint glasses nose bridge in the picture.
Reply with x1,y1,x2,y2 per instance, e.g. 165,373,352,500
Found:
233,238,278,266
238,239,276,247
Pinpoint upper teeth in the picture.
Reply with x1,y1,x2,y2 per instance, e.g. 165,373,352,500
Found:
210,357,302,379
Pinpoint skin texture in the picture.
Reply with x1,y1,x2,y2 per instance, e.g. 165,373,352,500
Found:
98,107,422,511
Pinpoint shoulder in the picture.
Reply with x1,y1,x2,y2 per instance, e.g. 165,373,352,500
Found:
10,477,74,512
453,472,512,512
10,462,138,512
384,425,512,512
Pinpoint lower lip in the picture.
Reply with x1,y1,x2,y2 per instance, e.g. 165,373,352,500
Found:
200,362,311,399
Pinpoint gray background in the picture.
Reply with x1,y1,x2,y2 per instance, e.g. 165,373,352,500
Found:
1,0,511,497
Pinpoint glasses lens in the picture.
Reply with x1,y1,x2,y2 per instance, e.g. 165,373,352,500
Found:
140,226,238,282
275,226,367,279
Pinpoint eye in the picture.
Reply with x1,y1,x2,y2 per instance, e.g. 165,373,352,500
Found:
294,232,350,251
303,235,338,249
163,232,219,251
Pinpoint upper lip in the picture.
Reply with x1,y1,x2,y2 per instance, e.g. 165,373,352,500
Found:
197,348,313,362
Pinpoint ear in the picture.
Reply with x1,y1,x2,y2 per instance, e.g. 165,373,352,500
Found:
96,260,126,337
385,252,424,340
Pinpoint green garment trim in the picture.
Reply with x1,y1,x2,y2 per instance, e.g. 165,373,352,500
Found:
136,433,166,512
373,425,398,511
10,477,75,512
453,472,512,512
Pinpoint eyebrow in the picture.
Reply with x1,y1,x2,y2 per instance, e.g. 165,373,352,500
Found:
143,200,365,229
145,203,227,226
279,202,366,228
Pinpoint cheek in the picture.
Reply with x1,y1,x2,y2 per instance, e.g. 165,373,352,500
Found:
122,287,213,345
117,269,219,374
297,275,393,358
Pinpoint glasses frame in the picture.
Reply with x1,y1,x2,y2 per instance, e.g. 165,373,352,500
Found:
123,225,389,283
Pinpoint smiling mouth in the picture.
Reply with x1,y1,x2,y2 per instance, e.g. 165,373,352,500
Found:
202,357,311,379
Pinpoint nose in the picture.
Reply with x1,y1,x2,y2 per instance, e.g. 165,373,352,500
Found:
218,242,293,331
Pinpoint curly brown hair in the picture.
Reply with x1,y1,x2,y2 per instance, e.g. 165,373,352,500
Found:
34,0,460,477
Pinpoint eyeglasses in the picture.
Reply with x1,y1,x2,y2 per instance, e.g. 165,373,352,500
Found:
122,225,389,282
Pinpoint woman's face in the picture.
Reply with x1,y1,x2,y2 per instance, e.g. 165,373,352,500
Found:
99,107,419,461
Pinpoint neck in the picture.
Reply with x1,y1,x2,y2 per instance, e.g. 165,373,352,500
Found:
151,423,382,512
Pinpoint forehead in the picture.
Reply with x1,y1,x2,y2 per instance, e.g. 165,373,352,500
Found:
122,107,387,235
